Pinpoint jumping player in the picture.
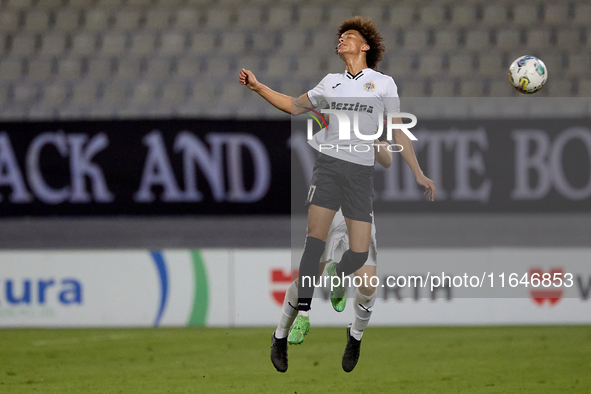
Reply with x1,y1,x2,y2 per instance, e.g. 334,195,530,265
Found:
239,16,435,370
270,138,391,373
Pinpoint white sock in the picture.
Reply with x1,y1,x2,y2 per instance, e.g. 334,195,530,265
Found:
275,280,298,338
351,287,377,341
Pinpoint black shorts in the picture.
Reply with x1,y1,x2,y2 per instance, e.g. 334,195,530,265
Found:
305,153,374,223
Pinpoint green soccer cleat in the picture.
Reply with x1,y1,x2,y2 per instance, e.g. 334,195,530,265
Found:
327,262,347,312
287,315,310,345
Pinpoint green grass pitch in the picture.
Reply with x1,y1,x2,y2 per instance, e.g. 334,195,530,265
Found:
1,326,590,393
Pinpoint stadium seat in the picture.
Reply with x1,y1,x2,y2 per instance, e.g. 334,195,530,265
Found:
67,0,94,9
4,0,34,10
10,34,38,57
235,6,264,29
34,0,64,10
416,54,443,76
113,10,142,31
418,4,446,27
567,54,590,77
251,31,277,54
477,52,505,76
264,56,292,78
102,82,128,105
86,57,114,80
95,0,125,8
72,82,99,105
145,9,172,30
357,6,385,24
100,33,128,56
297,6,324,28
402,28,430,49
84,10,110,31
326,54,345,73
176,57,201,79
495,29,523,50
399,80,424,97
71,33,98,56
130,32,157,56
188,32,216,56
295,55,323,78
127,0,154,7
387,5,415,28
430,80,455,96
450,5,477,27
577,79,591,97
526,29,551,50
545,79,573,96
543,4,569,26
26,58,53,81
39,33,67,56
482,5,509,27
434,29,459,50
556,29,582,50
511,4,540,26
131,82,156,104
220,31,246,55
0,12,19,33
204,9,233,28
267,6,293,29
161,82,186,104
459,79,484,97
57,57,83,80
54,10,81,32
383,53,413,77
28,105,57,120
220,83,244,104
24,11,51,32
0,58,23,82
278,30,308,54
573,3,591,26
327,7,355,27
191,81,216,104
174,9,201,30
115,57,142,80
448,53,474,77
160,32,187,56
464,30,491,50
206,56,232,77
12,83,38,104
145,58,171,80
310,30,338,54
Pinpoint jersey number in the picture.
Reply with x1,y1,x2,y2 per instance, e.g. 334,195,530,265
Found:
306,185,316,204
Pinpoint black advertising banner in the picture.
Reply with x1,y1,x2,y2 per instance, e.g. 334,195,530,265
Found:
0,120,291,216
0,118,590,217
290,118,591,214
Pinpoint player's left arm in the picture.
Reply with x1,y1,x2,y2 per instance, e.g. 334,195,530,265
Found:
392,125,436,201
374,139,392,168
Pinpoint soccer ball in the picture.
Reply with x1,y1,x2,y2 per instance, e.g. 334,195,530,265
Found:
508,55,548,94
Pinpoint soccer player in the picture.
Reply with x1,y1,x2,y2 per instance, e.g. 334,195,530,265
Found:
239,16,435,368
270,138,392,373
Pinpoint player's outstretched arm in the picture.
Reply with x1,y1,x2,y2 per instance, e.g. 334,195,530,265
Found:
238,68,311,115
392,124,436,201
374,139,392,168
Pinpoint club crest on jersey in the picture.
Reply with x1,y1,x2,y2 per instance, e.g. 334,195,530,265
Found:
363,82,375,92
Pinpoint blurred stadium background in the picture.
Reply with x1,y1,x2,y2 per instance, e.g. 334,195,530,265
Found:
0,0,590,392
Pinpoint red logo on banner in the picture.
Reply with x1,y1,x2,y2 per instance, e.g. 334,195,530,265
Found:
270,269,298,306
530,268,563,306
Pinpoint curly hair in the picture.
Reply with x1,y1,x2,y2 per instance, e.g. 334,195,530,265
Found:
337,16,385,69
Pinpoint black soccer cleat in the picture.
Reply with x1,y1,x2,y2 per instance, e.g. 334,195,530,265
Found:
270,332,288,372
342,326,361,372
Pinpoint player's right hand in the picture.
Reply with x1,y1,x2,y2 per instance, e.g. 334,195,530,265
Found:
239,68,259,91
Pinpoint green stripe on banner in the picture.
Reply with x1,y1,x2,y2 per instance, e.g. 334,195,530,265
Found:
189,250,209,326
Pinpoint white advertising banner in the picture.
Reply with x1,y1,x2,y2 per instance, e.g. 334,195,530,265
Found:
0,248,589,327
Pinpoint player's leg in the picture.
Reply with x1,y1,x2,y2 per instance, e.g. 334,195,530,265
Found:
288,204,335,345
327,218,371,312
342,263,377,372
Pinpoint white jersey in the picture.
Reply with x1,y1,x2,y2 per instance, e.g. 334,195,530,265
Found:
307,68,400,167
320,209,378,266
